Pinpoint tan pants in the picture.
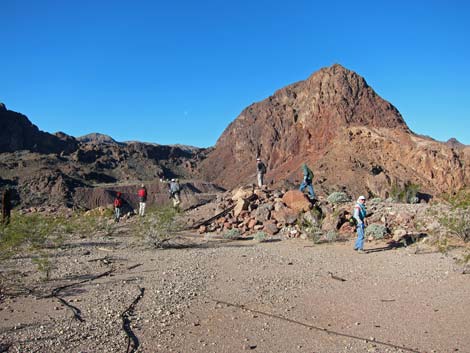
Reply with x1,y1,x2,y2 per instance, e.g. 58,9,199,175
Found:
172,193,180,207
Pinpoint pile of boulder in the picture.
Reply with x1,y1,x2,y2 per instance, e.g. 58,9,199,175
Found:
190,185,322,237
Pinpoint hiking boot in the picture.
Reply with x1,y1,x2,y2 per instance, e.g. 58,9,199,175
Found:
357,249,366,254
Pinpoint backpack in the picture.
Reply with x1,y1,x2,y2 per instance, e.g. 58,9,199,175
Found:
349,215,357,226
114,197,122,207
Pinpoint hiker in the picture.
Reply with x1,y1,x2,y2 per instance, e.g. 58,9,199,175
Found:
2,188,12,225
256,157,267,187
137,184,147,217
114,192,123,222
353,195,367,253
299,163,315,200
169,179,181,209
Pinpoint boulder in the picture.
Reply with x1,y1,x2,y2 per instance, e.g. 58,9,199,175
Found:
282,190,311,212
271,208,298,225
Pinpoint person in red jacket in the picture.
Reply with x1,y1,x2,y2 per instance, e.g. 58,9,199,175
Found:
137,184,147,217
114,192,123,222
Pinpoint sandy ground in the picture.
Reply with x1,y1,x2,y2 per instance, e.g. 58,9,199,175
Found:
1,224,469,353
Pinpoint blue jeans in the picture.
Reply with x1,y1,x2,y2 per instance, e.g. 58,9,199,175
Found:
299,181,315,199
354,223,365,250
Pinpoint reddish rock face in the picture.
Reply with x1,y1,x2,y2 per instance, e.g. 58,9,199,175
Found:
200,64,470,197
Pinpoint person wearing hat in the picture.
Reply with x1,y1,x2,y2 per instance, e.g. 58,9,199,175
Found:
169,179,181,209
137,184,147,217
353,195,367,253
256,157,267,187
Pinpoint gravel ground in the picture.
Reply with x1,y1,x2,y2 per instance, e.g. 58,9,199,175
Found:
1,224,469,353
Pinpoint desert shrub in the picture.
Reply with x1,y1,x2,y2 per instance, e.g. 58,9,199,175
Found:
441,189,470,208
327,192,351,204
136,206,182,247
0,214,70,259
390,182,420,203
365,224,388,240
253,231,268,242
303,225,323,243
0,213,77,278
224,228,241,240
325,230,338,243
438,208,470,242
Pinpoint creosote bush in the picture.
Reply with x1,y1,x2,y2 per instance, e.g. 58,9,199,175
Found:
327,192,351,204
224,228,241,240
438,208,470,242
136,206,182,247
365,224,388,240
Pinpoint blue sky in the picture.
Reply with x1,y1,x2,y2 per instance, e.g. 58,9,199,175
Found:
1,0,469,147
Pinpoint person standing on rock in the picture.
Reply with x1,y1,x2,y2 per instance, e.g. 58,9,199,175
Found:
114,192,123,222
137,184,147,217
353,195,367,253
256,158,267,187
299,163,315,200
2,188,12,225
169,179,181,210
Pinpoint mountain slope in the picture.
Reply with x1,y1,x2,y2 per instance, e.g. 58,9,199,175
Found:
200,64,470,197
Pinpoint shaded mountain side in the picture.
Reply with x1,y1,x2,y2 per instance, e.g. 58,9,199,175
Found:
0,104,78,154
199,64,470,196
0,143,209,208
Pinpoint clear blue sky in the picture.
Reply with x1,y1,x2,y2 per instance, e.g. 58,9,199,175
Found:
2,0,469,147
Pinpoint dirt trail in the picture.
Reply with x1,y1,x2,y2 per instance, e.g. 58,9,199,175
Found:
1,229,469,353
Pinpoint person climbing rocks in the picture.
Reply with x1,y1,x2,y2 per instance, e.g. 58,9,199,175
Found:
299,163,315,200
256,157,267,187
353,195,367,253
137,184,147,217
114,192,123,222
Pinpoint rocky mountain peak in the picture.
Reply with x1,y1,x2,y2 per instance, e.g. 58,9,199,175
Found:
200,64,470,195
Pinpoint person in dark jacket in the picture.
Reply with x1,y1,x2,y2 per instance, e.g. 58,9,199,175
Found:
137,184,147,217
256,158,267,187
2,188,12,225
299,163,315,200
114,192,123,222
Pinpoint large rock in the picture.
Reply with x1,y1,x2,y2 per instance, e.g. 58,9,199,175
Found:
282,190,311,213
271,208,298,225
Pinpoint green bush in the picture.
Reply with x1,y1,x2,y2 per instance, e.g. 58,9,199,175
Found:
303,225,323,244
442,189,470,208
438,208,470,242
224,228,241,240
365,224,388,240
390,182,420,203
253,231,268,242
136,206,182,247
327,192,351,204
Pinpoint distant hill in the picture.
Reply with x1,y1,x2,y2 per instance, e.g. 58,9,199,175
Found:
77,133,123,145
